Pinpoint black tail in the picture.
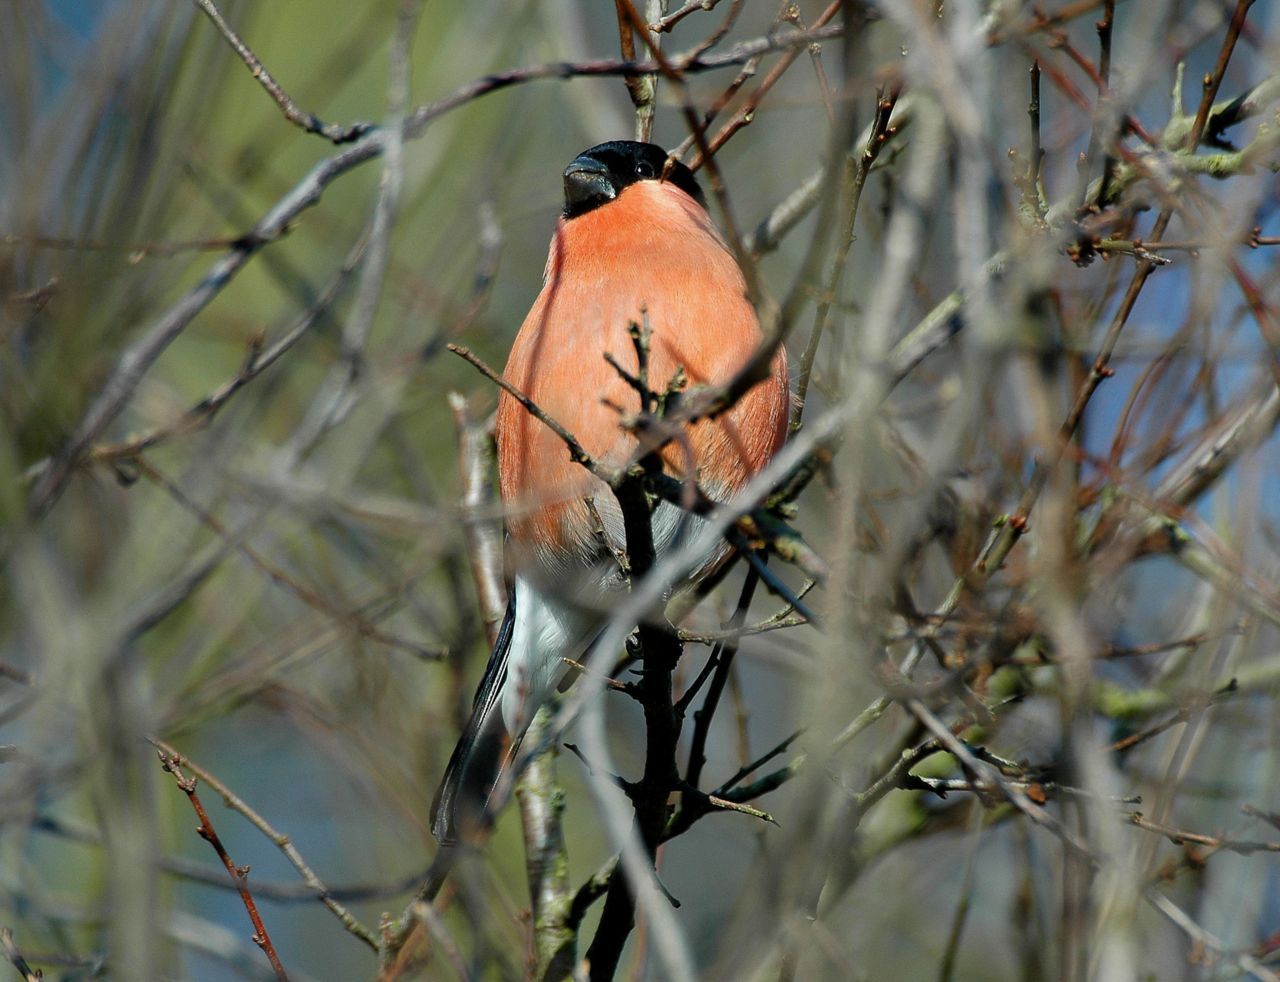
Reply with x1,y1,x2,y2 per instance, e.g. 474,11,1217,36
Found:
430,595,518,844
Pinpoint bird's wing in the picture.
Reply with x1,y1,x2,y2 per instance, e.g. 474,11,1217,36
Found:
429,591,516,844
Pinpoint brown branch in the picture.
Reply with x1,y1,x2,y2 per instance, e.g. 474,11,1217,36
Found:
151,739,378,950
400,24,844,138
987,0,1114,44
0,928,41,982
690,1,842,169
191,0,371,143
0,231,249,258
1106,679,1238,754
1129,812,1280,856
91,230,369,463
1184,0,1257,152
1201,75,1280,148
650,0,721,34
615,0,658,142
153,747,290,980
447,344,615,484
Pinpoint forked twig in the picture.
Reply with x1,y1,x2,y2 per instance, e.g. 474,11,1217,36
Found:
152,746,291,980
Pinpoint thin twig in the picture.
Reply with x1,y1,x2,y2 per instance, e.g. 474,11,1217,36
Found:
448,396,507,644
792,85,901,431
1184,0,1257,152
684,571,759,791
1129,812,1280,856
447,344,613,483
1106,679,1238,754
153,747,290,980
1146,890,1279,982
690,1,843,169
0,928,41,982
651,0,721,34
91,230,370,463
191,0,371,143
150,739,378,950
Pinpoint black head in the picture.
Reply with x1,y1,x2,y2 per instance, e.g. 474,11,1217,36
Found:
562,141,705,219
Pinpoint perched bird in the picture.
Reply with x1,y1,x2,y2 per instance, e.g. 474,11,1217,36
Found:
431,140,789,844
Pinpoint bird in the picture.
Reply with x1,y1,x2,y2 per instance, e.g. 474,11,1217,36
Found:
430,140,790,845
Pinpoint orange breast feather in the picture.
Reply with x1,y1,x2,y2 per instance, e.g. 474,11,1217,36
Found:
496,180,789,569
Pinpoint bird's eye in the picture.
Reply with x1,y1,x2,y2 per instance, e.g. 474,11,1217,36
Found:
635,160,657,179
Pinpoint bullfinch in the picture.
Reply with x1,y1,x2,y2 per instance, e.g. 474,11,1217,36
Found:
431,140,790,844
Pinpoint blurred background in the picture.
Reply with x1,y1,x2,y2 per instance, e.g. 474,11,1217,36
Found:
2,1,1279,979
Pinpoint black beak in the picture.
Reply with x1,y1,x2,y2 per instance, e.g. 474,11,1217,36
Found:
563,155,617,216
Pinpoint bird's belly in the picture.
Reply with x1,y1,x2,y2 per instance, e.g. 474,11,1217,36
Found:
494,201,791,589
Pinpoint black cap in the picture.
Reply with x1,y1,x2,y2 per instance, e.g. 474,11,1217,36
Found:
562,141,705,219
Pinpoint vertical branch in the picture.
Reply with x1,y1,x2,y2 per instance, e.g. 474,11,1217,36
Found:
584,473,682,980
1093,0,1117,205
1184,0,1256,152
1074,0,1115,213
449,396,577,977
517,710,577,979
154,748,290,982
683,570,759,791
448,396,507,645
791,87,899,431
1022,59,1047,223
615,1,667,141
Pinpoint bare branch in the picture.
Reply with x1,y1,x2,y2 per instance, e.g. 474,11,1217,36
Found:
191,0,371,143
